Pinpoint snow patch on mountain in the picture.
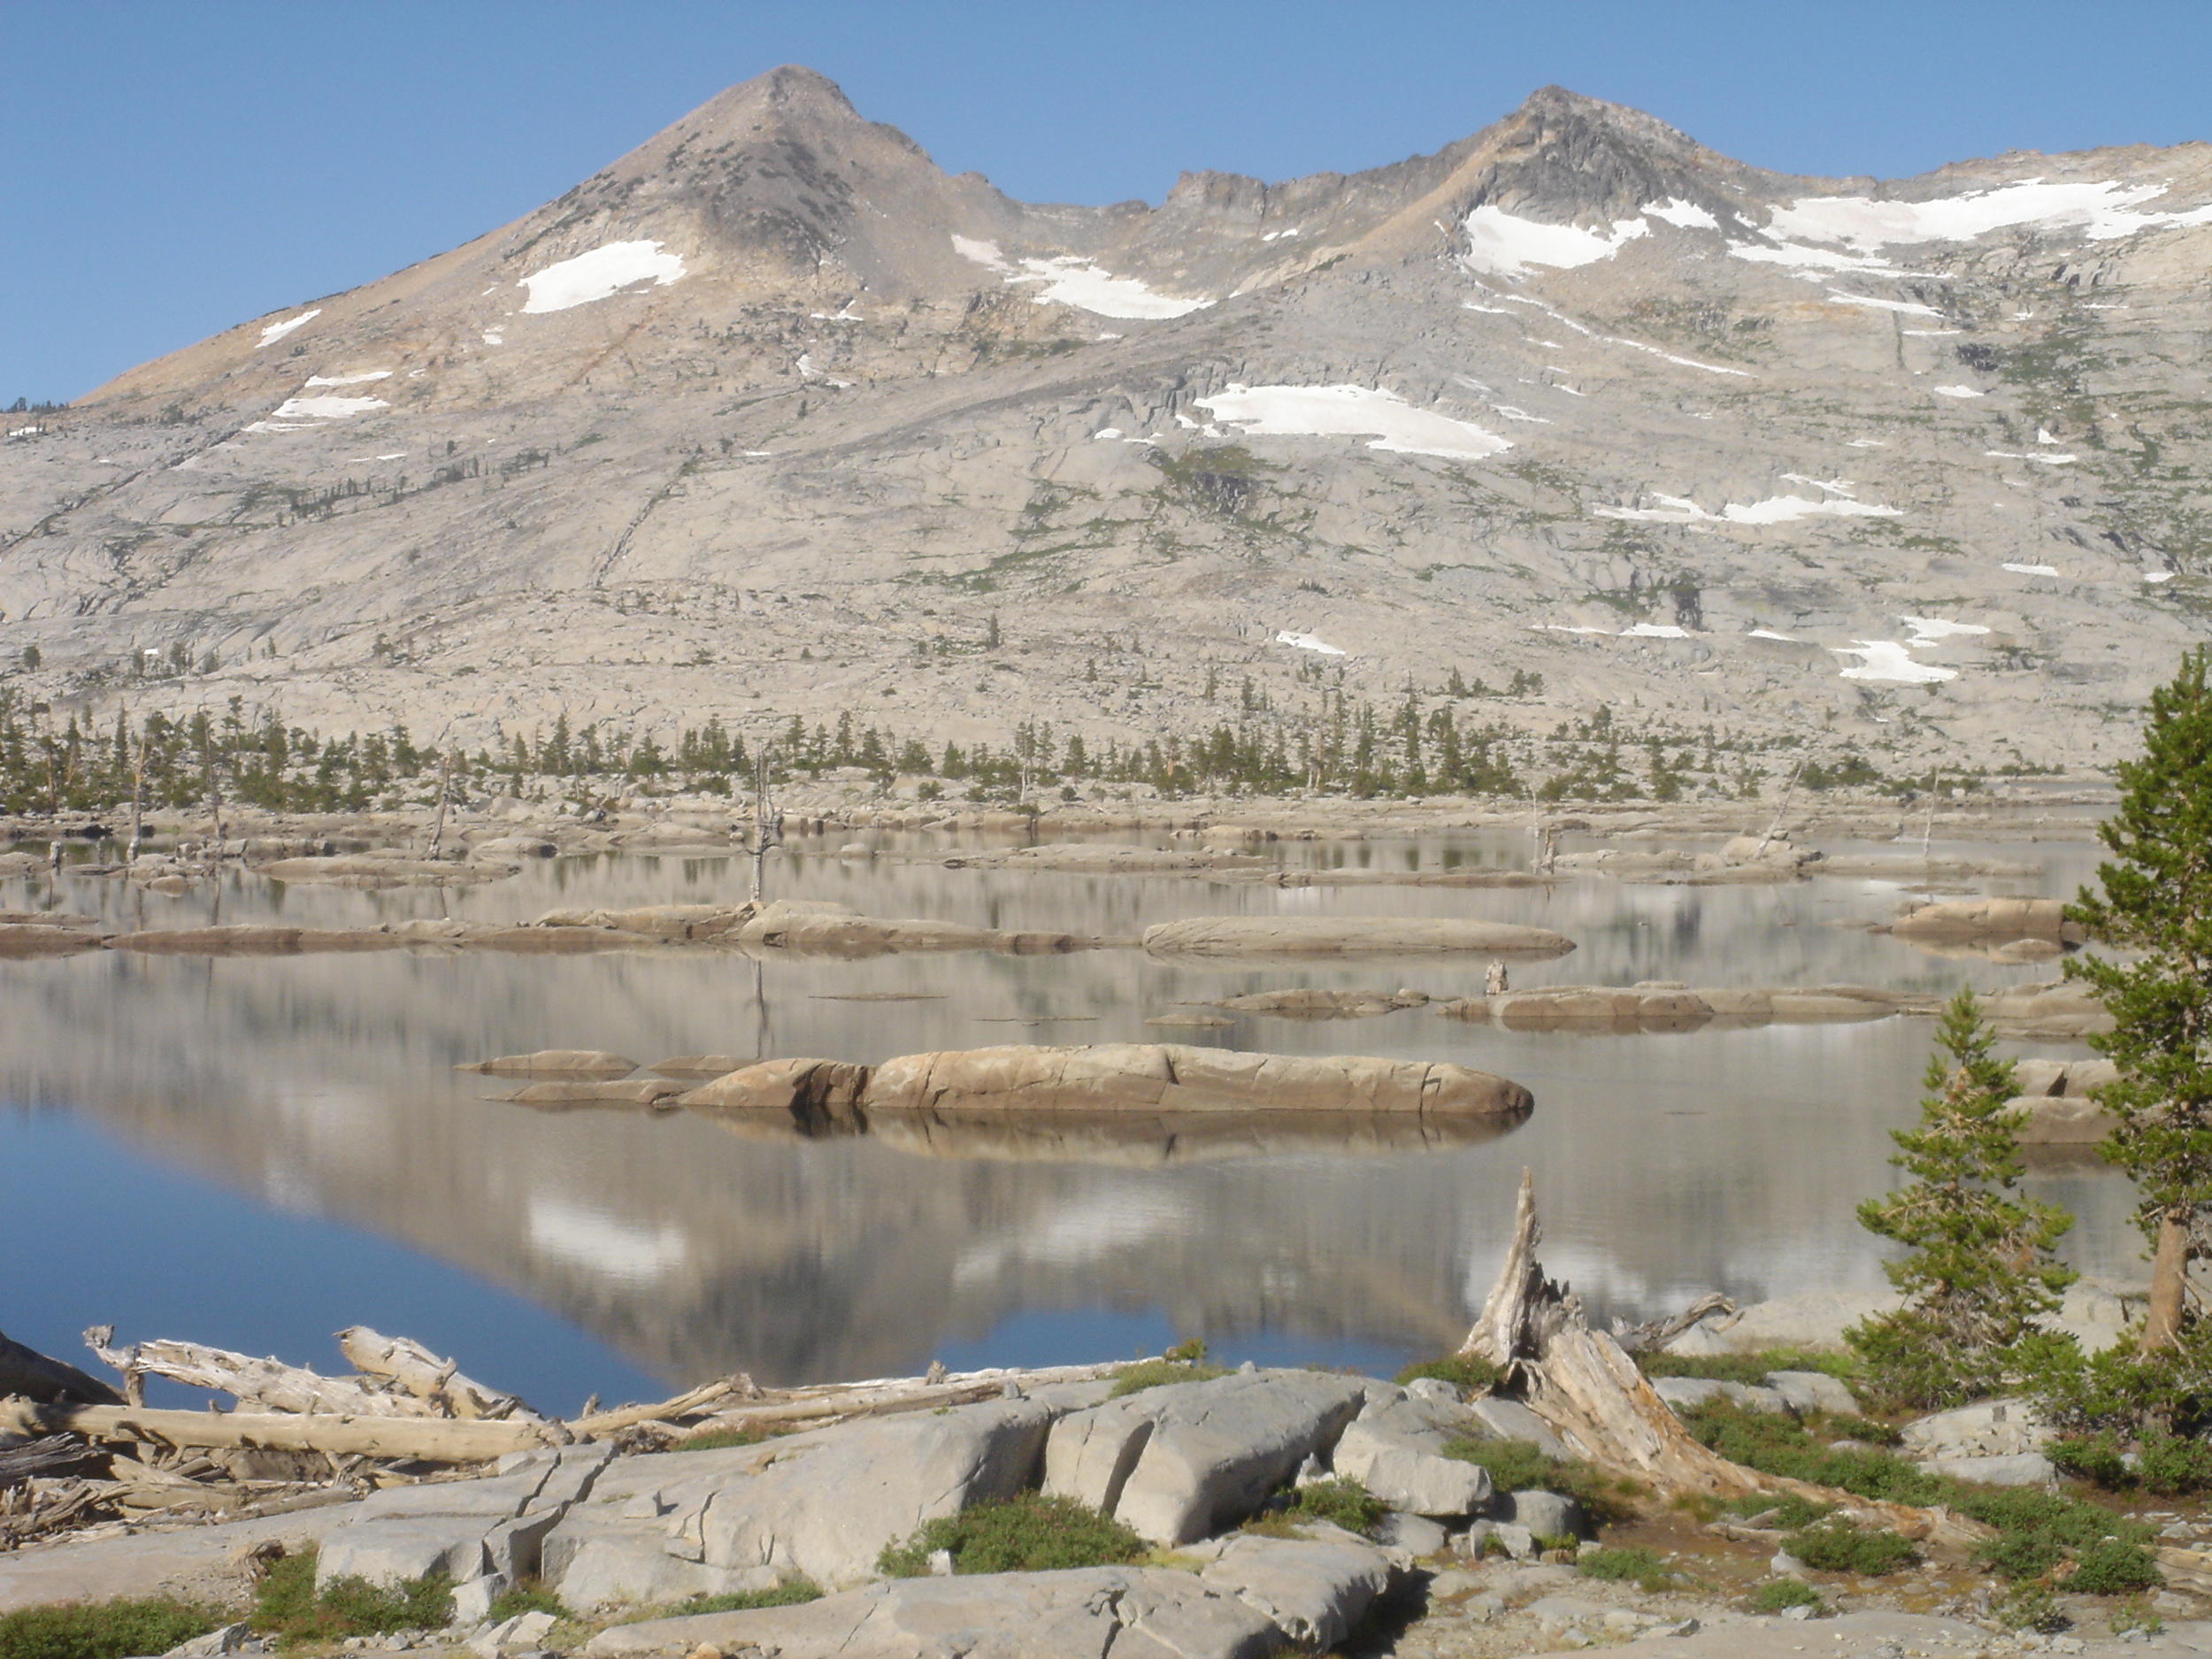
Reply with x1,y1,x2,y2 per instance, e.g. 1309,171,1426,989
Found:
1594,486,1900,526
519,242,687,314
1460,206,1649,277
1643,199,1720,229
1768,178,2212,250
256,310,320,347
1195,384,1511,461
303,371,392,387
1836,641,1957,683
1274,631,1346,655
952,237,1211,319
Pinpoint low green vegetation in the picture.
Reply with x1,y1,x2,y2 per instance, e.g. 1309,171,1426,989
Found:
663,1424,784,1453
1636,1349,1853,1386
879,1494,1146,1577
250,1548,452,1647
1678,1401,1947,1505
0,1596,220,1659
1440,1437,1638,1525
1275,1477,1386,1536
659,1580,822,1617
484,1580,567,1623
1578,1545,1674,1592
2050,1427,2212,1494
1392,1355,1500,1395
1782,1516,1917,1577
1110,1340,1228,1397
1747,1578,1823,1614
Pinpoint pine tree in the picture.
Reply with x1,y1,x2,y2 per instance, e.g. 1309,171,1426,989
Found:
1847,987,2077,1408
2069,645,2212,1353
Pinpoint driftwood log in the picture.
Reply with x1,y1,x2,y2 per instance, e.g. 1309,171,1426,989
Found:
0,1433,106,1486
0,1398,554,1462
1457,1170,1985,1546
337,1327,538,1421
85,1330,439,1418
0,1328,122,1406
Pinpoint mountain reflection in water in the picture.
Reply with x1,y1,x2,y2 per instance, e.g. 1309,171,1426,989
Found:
0,826,2142,1403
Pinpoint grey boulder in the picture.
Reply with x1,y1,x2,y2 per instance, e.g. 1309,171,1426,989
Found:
314,1446,612,1588
1328,1389,1493,1517
1044,1371,1369,1545
1199,1531,1397,1649
1463,1395,1570,1459
1764,1371,1861,1417
1649,1376,1791,1417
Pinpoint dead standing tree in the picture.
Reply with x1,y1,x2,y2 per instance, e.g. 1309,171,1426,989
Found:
742,745,784,904
1455,1170,1984,1545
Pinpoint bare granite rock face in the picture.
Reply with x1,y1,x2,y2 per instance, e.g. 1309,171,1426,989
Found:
8,73,2209,771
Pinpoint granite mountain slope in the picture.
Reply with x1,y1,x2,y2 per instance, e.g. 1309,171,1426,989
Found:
7,69,2212,772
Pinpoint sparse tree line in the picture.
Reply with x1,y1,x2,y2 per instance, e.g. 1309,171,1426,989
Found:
0,672,2048,818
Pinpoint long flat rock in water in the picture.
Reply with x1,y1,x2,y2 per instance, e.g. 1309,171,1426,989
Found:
1141,916,1574,960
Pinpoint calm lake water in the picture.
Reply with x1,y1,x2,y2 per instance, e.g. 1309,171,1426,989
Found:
0,823,2133,1414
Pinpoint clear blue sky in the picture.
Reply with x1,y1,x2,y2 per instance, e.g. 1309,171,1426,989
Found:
6,0,2208,403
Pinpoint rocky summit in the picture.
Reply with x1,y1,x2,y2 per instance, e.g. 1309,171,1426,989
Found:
7,68,2211,767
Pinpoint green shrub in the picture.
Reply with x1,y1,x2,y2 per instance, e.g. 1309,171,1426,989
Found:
2070,1540,2162,1595
1439,1437,1636,1525
1579,1546,1671,1591
1829,1416,1904,1448
250,1548,452,1645
1782,1517,1917,1576
1282,1478,1386,1536
1999,1582,2066,1632
1393,1355,1499,1395
879,1494,1146,1577
661,1580,821,1617
2134,1429,2212,1494
2047,1432,2133,1487
1747,1578,1822,1614
0,1596,220,1659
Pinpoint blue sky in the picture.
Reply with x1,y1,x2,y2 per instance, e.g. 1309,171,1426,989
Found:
6,1,2208,402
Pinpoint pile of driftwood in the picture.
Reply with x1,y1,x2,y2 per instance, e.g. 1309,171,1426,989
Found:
0,1321,1113,1553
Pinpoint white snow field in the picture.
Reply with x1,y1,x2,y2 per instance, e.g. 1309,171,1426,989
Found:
1643,198,1720,229
1594,486,1900,526
1747,629,1801,641
1901,617,1990,646
1195,384,1511,462
1767,178,2212,251
1460,205,1649,278
1931,385,1986,398
1836,641,1958,683
952,237,1211,319
1274,631,1347,655
2003,563,2062,576
303,371,391,387
519,242,687,314
256,310,321,347
1826,291,1944,317
242,390,391,433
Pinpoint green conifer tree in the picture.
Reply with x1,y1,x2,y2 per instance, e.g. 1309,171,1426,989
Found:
1847,987,2077,1408
2069,645,2212,1353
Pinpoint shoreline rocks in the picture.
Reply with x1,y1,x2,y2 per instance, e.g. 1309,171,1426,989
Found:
1140,916,1575,961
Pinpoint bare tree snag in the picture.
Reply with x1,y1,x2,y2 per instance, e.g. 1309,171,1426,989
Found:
85,1332,433,1418
1611,1293,1739,1355
337,1327,538,1421
1455,1170,1985,1546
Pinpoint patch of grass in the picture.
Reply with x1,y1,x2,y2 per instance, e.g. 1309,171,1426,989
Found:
1579,1546,1673,1592
1279,1478,1386,1536
2047,1432,2132,1488
0,1596,221,1659
1639,1348,1857,1385
663,1424,785,1453
1393,1355,1499,1395
1956,1488,2154,1586
486,1580,566,1622
1678,1402,1946,1505
1110,1339,1229,1397
879,1494,1146,1578
1723,1493,1834,1531
250,1548,452,1647
1782,1516,1917,1577
660,1580,822,1617
1747,1578,1823,1614
1440,1437,1639,1526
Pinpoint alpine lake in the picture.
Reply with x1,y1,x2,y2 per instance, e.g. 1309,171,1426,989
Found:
0,818,2133,1413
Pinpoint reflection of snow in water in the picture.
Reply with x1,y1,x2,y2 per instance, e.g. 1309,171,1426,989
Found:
528,1192,688,1282
953,1190,1193,1286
